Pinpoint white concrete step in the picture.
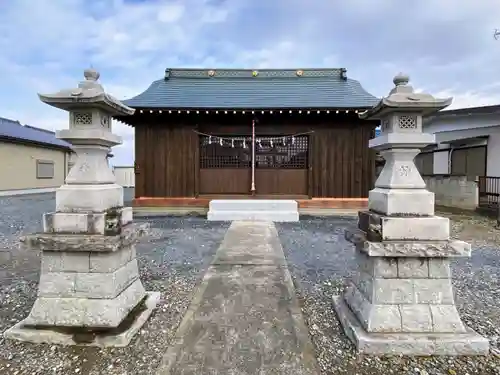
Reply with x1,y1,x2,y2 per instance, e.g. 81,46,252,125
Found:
207,199,299,222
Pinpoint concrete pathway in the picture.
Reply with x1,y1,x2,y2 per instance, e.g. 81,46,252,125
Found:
156,221,319,375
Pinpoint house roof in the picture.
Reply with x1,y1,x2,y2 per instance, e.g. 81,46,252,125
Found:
123,68,379,109
0,117,72,151
425,104,500,121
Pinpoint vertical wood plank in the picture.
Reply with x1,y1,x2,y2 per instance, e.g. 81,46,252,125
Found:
307,133,313,198
194,126,200,197
136,114,376,199
134,125,145,198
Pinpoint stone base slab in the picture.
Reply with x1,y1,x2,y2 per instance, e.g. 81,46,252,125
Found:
369,188,435,216
24,278,146,327
43,207,133,235
345,229,471,258
55,183,124,213
207,210,299,222
3,292,160,347
333,295,490,356
357,211,450,241
207,199,299,222
21,222,149,252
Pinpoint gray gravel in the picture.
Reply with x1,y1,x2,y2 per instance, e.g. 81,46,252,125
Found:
0,192,229,375
1,191,500,374
277,215,500,375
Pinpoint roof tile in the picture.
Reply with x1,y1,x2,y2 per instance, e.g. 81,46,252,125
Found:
123,68,379,109
0,117,72,150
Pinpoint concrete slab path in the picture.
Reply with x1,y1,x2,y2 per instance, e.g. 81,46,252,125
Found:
156,221,319,375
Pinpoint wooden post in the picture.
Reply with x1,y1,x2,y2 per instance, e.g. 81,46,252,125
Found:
251,118,256,196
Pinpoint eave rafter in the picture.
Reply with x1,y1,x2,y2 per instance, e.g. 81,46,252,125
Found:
113,107,371,127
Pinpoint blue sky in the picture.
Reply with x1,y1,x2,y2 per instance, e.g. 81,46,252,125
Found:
1,0,499,165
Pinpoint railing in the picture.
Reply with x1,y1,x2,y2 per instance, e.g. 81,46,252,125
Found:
478,176,500,210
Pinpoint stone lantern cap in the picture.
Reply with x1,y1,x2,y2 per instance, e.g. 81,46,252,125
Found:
359,73,452,120
38,68,135,116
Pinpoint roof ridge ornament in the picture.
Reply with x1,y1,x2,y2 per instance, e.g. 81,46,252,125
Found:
84,67,100,82
393,72,409,86
161,68,349,80
340,68,347,80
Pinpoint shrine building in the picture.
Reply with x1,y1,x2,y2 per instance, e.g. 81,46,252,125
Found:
116,68,380,211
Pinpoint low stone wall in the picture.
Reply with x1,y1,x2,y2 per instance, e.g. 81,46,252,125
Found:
422,175,478,210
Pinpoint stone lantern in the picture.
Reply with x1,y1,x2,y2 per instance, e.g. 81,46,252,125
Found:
4,69,159,346
333,74,489,355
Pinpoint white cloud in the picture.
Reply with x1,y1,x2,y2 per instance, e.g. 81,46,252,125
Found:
157,3,185,23
1,0,500,164
437,89,500,110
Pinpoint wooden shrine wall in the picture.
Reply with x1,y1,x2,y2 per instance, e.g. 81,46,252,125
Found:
133,114,377,198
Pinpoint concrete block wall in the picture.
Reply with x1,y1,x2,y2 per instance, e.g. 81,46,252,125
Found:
423,175,478,210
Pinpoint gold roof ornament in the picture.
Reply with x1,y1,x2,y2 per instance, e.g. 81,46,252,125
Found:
252,70,259,77
296,69,304,77
208,70,216,77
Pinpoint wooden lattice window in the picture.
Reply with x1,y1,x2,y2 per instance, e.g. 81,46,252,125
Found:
199,135,309,169
36,160,55,179
255,136,308,169
199,136,251,168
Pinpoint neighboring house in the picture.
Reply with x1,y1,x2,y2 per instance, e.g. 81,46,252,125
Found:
414,105,500,212
113,166,135,187
0,117,73,196
416,105,500,177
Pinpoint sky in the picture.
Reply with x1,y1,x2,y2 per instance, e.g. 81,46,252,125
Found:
1,0,500,165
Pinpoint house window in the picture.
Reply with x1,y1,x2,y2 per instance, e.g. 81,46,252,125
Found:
451,146,486,177
36,160,55,179
414,152,434,175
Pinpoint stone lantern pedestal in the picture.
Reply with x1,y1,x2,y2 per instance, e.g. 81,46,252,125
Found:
3,69,159,347
333,74,489,355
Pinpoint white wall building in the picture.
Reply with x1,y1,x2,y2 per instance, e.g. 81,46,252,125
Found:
113,166,135,187
417,105,500,177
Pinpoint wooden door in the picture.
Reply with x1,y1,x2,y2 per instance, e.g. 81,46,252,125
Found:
199,135,252,194
198,134,309,196
254,135,309,196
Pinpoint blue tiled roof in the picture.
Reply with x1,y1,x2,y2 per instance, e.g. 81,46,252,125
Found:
123,68,379,109
0,117,72,150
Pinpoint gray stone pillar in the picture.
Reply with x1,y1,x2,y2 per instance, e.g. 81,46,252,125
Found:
333,74,489,355
4,69,159,347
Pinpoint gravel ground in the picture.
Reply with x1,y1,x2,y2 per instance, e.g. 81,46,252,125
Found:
1,191,499,375
0,191,230,375
277,212,500,375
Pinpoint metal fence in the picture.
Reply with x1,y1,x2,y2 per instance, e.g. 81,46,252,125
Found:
478,176,500,210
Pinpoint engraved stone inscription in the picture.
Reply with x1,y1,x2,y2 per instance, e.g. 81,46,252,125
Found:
399,165,410,177
78,162,90,173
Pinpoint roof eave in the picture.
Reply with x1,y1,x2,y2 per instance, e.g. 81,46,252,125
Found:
0,135,73,151
120,104,378,111
38,93,135,116
360,98,453,120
